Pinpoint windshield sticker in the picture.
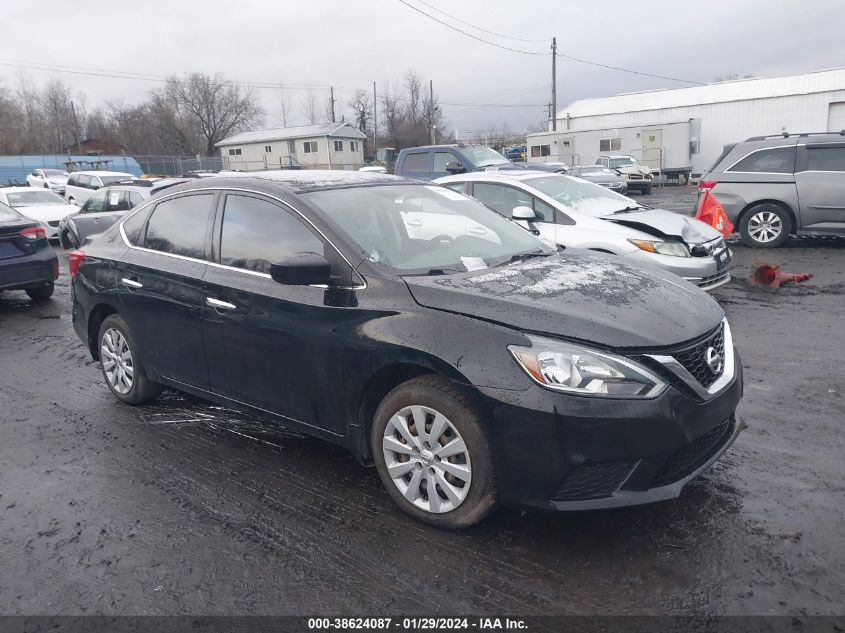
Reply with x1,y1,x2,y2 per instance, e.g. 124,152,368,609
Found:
460,256,488,271
426,186,467,202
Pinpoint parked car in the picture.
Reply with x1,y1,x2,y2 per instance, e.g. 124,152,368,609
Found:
0,201,58,301
395,144,525,180
436,171,732,291
568,166,627,193
59,179,190,249
0,187,79,242
64,171,134,205
596,155,653,194
699,132,845,247
26,168,69,194
70,171,742,528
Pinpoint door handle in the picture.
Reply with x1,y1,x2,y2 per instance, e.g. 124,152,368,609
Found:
121,277,143,289
405,218,423,227
468,226,488,235
206,297,237,311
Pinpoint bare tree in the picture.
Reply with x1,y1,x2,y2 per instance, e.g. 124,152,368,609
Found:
157,72,263,155
302,90,319,125
277,84,292,127
347,89,372,153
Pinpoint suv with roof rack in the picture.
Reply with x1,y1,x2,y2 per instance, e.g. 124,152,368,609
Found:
699,131,845,247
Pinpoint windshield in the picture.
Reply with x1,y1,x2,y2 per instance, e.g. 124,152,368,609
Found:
524,175,640,217
43,169,68,177
0,201,21,219
5,190,68,207
458,146,510,168
609,157,639,168
304,184,549,274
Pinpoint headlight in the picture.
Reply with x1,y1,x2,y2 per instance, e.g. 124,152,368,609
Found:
509,336,665,398
628,239,690,258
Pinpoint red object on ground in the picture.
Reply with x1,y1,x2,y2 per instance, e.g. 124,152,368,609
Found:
695,190,735,237
747,260,813,288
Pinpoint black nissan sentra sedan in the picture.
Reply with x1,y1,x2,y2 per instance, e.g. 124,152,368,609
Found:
69,171,743,529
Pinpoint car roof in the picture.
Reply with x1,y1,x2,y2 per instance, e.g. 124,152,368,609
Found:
70,170,134,177
153,170,413,195
436,170,559,184
0,186,64,193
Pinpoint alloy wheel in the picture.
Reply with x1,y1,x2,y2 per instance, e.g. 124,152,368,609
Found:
747,210,783,243
382,405,472,514
101,328,134,395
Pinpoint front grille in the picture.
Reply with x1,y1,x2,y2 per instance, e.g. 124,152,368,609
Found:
652,418,734,487
672,324,725,388
47,220,60,227
691,237,726,257
697,272,730,289
552,461,636,501
628,174,644,180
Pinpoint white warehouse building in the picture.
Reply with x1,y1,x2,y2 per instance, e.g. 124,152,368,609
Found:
216,122,366,171
526,67,845,178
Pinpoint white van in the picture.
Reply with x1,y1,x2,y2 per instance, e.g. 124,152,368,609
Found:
64,171,134,205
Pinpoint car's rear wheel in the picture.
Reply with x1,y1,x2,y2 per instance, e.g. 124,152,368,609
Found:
25,283,53,302
98,314,162,405
739,204,790,248
371,375,497,529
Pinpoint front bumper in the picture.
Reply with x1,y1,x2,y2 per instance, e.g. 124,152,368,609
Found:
624,247,733,291
476,350,743,511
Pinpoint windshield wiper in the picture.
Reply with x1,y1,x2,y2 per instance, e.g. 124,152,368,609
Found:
612,205,646,214
403,267,466,277
492,250,551,267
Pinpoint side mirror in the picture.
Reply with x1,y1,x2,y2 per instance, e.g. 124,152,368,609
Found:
445,161,465,174
270,252,331,286
511,205,536,220
90,183,101,190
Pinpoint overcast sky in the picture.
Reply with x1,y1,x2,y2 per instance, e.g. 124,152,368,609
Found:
1,0,844,135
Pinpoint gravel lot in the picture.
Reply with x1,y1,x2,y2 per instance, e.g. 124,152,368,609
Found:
1,187,844,616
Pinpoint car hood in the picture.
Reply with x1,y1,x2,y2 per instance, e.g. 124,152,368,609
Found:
615,164,651,176
16,204,79,222
403,251,723,349
49,176,69,184
602,208,721,245
581,174,624,184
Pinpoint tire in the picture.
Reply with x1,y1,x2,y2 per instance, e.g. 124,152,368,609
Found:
371,374,498,529
643,184,653,195
25,283,54,301
98,314,162,405
61,230,79,250
739,203,791,248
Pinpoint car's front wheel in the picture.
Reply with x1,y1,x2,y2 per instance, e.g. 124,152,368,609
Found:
98,314,162,405
372,375,498,529
739,203,790,248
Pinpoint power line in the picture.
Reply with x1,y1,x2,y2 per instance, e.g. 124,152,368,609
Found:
0,58,547,111
412,0,550,42
393,0,547,55
395,0,705,85
556,52,705,85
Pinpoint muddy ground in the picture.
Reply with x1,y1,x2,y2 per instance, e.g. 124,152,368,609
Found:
1,186,843,616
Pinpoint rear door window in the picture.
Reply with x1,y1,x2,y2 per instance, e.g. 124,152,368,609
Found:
806,145,845,172
401,152,428,173
728,147,796,173
218,194,324,274
144,193,214,259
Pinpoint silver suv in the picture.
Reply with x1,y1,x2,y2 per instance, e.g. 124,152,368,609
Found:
700,132,845,247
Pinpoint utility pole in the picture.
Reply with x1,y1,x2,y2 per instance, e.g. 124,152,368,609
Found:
329,86,336,123
373,81,378,156
551,37,557,132
429,79,436,145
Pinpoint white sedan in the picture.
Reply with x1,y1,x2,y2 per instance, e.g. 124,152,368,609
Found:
0,187,79,241
435,171,733,292
25,169,70,194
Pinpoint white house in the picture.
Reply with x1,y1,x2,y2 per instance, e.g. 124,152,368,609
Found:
527,67,845,177
216,122,366,171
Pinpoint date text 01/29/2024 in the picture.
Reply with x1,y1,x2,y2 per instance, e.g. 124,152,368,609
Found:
307,617,528,630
